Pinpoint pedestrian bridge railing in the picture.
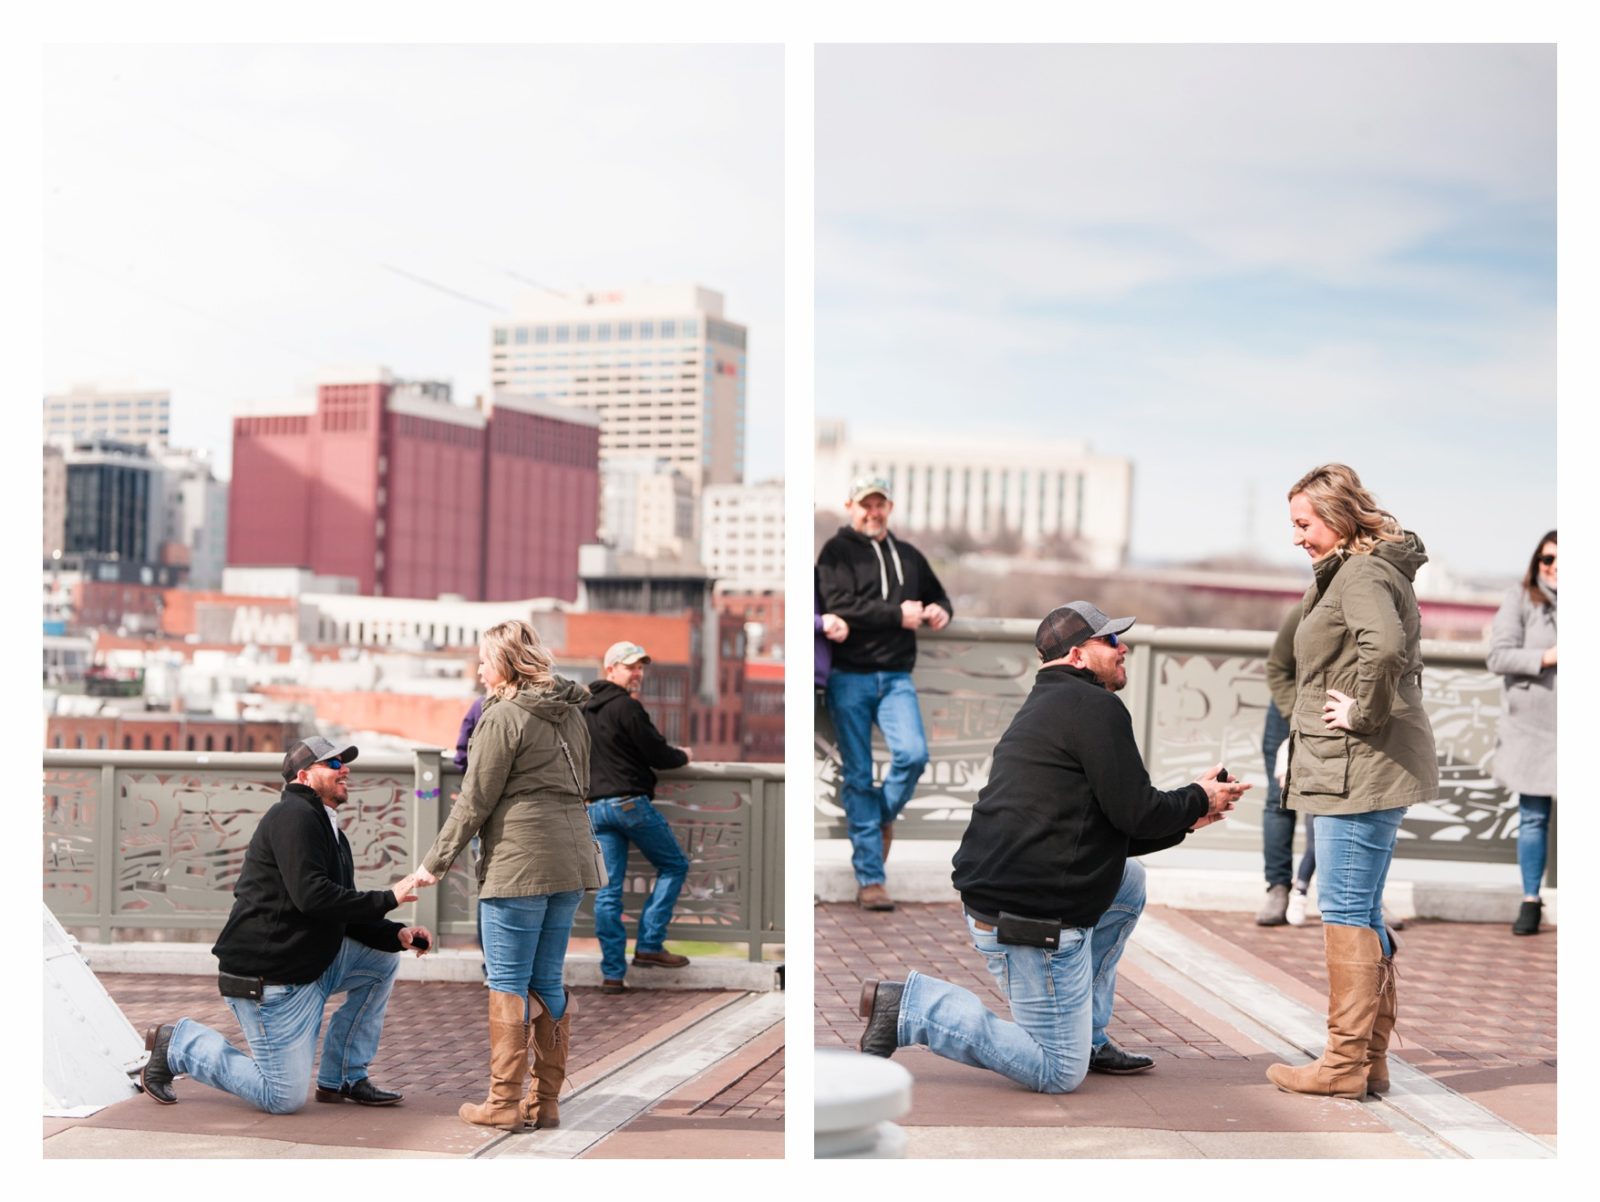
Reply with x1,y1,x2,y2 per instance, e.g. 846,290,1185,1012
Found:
816,619,1538,870
44,752,784,958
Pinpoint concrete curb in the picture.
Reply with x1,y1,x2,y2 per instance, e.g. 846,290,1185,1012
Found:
814,862,1558,925
77,945,781,992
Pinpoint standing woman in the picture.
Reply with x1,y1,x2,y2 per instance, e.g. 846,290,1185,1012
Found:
1487,531,1557,935
1268,465,1438,1100
416,619,602,1131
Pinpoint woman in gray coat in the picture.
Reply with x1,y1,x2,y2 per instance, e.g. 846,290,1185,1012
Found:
1487,530,1557,935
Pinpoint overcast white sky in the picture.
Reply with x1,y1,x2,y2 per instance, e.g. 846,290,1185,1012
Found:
43,44,785,481
816,44,1556,580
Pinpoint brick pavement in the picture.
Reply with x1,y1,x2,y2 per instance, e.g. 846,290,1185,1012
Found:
815,900,1556,1152
50,973,779,1157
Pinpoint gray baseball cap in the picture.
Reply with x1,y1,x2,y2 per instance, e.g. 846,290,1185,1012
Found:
1035,602,1136,661
282,735,359,781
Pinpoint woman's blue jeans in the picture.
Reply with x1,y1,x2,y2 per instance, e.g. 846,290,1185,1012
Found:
1313,808,1406,957
165,936,398,1114
895,860,1146,1094
479,890,584,1018
1516,795,1553,897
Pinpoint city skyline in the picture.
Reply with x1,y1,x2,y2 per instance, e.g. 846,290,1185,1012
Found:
43,44,785,484
816,45,1556,580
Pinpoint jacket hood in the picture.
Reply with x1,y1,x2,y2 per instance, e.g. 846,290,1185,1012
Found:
1315,530,1428,588
1373,531,1428,581
499,674,590,724
584,679,633,712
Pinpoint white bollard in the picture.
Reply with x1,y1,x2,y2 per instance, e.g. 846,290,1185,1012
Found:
815,1048,913,1158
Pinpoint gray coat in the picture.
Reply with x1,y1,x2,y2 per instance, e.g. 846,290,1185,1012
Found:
1487,584,1557,797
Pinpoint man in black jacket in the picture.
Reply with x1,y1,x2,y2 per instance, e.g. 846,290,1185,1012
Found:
140,736,433,1113
585,641,693,993
816,473,953,912
856,602,1249,1092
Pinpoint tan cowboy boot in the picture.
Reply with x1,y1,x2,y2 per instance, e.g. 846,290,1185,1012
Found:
1365,954,1398,1095
1267,924,1383,1099
459,990,530,1130
522,989,574,1130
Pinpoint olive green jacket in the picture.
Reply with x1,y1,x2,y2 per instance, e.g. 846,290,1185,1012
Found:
1284,533,1439,815
1264,604,1301,717
422,676,604,899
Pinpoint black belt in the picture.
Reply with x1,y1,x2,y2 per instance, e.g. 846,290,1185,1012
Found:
964,905,1066,931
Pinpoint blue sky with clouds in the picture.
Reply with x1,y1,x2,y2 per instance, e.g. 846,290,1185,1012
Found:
816,44,1555,580
44,44,785,482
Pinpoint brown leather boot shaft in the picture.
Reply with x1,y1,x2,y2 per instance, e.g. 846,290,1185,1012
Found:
522,989,574,1129
1365,955,1397,1095
459,990,531,1130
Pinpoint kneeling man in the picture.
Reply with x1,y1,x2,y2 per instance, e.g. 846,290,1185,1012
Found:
140,736,432,1112
857,603,1248,1091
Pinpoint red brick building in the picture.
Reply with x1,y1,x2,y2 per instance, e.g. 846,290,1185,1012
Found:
228,374,599,601
46,712,301,754
741,660,783,763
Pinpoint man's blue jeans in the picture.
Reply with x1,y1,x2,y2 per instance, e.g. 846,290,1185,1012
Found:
895,860,1147,1093
588,795,690,981
480,890,584,1018
1516,795,1553,897
164,936,398,1114
1314,808,1406,957
825,669,929,886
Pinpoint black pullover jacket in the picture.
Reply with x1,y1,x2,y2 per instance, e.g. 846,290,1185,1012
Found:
952,664,1209,928
584,680,689,800
212,784,403,983
815,525,953,674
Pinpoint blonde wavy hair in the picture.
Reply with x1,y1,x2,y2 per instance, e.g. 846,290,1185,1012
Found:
1288,463,1405,558
480,619,556,700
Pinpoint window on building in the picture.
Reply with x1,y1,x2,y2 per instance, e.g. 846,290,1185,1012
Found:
514,326,528,345
52,733,62,748
204,735,214,751
163,734,172,750
576,324,590,342
97,735,107,749
494,328,508,346
246,735,255,751
639,321,654,340
225,735,234,751
123,735,132,749
75,734,84,748
597,323,611,342
617,321,632,341
555,326,570,343
535,326,550,345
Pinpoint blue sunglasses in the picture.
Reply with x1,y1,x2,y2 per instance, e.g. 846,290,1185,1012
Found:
1094,632,1121,648
322,758,344,771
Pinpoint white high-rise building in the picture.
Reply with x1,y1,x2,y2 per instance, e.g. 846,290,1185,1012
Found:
489,284,747,491
702,480,784,589
44,384,172,447
815,421,1133,570
600,457,696,560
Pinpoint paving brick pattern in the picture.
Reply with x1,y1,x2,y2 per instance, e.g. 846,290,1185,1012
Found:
814,902,1244,1062
103,974,735,1101
1182,913,1558,1073
694,1048,785,1120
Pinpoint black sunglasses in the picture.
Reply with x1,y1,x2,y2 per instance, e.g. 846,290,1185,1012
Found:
1539,554,1557,566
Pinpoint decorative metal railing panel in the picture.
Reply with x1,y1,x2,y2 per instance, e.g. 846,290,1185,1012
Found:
815,620,1529,865
43,751,784,957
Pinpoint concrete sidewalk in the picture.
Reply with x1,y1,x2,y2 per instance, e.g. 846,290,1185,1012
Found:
815,900,1554,1159
46,974,783,1159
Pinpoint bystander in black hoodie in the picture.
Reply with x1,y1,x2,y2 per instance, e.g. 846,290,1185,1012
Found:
584,681,689,800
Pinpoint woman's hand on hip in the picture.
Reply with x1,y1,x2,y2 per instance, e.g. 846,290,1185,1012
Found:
1322,689,1356,731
